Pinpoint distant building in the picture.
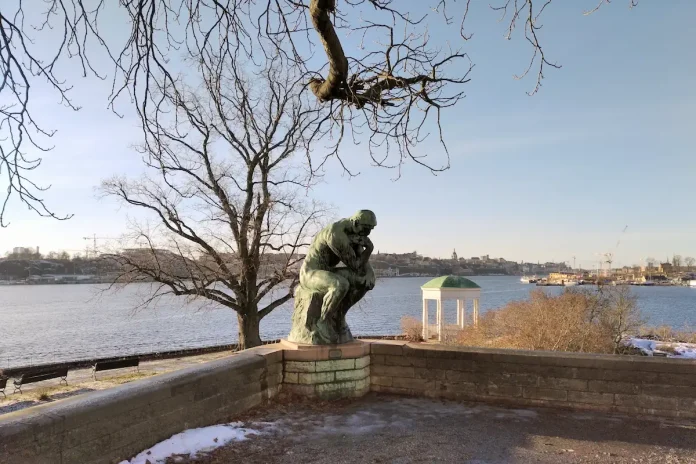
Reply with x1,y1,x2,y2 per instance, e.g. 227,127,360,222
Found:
12,246,38,255
451,249,458,261
375,267,400,277
659,262,673,274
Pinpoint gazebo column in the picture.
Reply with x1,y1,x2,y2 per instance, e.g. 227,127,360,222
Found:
437,298,443,342
420,276,482,344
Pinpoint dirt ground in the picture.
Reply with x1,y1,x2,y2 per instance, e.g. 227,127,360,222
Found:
173,393,696,464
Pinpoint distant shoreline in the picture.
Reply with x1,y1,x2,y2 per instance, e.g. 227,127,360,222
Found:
376,274,513,278
0,274,519,286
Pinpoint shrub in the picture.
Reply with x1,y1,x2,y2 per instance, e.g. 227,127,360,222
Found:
638,325,696,344
401,316,424,342
457,286,643,355
36,389,52,401
598,285,644,354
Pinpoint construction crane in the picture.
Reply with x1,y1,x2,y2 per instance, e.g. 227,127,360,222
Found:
604,252,614,273
600,226,628,277
82,235,116,258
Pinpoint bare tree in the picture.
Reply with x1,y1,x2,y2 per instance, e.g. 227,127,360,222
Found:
102,52,330,348
598,285,642,354
672,255,682,272
685,257,695,272
1,0,647,224
0,1,105,225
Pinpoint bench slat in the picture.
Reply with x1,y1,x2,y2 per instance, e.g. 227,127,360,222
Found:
15,369,68,386
94,358,139,372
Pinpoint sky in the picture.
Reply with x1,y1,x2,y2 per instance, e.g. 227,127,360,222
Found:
0,0,694,268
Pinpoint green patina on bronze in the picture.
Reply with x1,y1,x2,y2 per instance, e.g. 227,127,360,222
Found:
421,275,481,289
288,210,377,345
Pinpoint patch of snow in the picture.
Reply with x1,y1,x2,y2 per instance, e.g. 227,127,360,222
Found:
119,422,260,464
627,338,656,355
627,338,696,359
670,344,696,359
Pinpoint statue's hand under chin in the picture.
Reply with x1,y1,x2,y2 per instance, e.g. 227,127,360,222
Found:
357,265,376,290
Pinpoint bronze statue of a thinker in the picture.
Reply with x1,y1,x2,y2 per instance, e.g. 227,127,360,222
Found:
288,210,377,345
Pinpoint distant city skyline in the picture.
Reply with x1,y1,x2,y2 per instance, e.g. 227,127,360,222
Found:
2,242,692,271
0,1,694,268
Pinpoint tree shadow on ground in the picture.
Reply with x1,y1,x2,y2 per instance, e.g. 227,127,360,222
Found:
0,401,38,415
50,387,95,400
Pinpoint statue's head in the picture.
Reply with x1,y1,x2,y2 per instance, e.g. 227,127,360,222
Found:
350,210,377,237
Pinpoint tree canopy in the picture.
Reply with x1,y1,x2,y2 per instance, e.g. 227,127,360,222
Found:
0,0,641,225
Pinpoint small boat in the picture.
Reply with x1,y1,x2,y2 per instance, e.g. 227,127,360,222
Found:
563,280,578,287
520,275,538,284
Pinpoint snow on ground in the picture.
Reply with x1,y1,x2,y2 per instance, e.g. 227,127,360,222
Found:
627,338,696,359
118,422,260,464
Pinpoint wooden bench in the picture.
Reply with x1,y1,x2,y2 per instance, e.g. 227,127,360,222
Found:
13,368,68,394
92,358,139,380
0,376,7,398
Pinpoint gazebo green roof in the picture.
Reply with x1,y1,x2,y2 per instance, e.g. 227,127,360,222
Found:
421,275,481,289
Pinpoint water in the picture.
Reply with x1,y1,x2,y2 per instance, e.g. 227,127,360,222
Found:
1,276,695,368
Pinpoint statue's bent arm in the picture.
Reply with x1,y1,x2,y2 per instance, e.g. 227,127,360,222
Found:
326,227,361,273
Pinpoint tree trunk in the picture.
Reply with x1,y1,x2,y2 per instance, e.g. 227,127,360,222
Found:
237,310,262,350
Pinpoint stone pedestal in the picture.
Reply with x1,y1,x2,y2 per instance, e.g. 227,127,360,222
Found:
281,340,370,400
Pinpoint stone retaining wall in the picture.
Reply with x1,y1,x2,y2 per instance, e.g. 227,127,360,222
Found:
0,345,283,464
369,341,696,419
3,340,696,464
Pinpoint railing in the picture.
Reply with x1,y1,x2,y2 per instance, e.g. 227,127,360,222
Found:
1,340,281,377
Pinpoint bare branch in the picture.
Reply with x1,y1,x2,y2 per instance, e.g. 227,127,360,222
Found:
0,0,107,225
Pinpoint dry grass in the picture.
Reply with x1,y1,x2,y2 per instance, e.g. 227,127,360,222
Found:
457,286,644,355
28,386,65,402
401,316,424,342
97,371,154,384
638,325,696,344
1,371,156,411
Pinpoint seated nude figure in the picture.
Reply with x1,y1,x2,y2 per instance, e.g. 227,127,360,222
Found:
288,210,377,345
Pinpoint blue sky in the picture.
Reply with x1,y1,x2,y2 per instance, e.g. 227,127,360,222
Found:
0,1,694,268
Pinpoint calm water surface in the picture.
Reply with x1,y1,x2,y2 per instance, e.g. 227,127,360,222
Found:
1,276,695,368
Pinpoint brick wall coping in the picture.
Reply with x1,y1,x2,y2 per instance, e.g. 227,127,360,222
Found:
364,340,696,374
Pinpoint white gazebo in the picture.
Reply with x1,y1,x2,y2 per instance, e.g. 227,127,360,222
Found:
421,275,482,342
